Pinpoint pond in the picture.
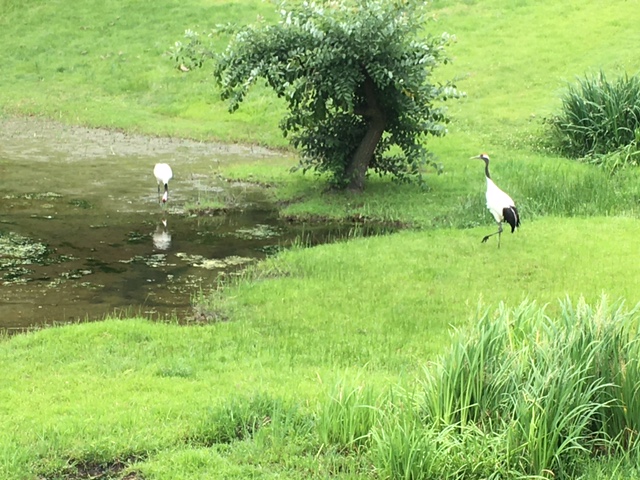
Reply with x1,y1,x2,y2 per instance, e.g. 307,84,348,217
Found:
0,119,371,333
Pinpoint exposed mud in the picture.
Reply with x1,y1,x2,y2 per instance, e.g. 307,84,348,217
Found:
37,454,145,480
0,116,277,162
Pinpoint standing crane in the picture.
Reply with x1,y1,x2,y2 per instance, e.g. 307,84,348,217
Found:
153,163,173,204
471,153,520,248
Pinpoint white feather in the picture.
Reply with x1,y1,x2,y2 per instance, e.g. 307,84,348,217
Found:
486,177,515,224
154,163,173,185
154,163,173,203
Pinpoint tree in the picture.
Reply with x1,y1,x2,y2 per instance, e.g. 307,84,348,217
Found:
213,0,460,191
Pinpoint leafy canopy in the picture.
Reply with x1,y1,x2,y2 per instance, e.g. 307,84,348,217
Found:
214,0,460,189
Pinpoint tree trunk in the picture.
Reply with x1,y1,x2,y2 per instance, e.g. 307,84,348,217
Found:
346,75,386,191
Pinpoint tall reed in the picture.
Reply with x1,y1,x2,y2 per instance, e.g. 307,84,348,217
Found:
413,296,640,478
315,380,381,453
550,71,640,158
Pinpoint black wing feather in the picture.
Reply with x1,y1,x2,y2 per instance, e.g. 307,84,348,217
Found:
502,206,520,233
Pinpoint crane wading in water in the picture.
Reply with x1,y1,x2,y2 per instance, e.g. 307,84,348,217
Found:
471,153,520,248
154,163,173,204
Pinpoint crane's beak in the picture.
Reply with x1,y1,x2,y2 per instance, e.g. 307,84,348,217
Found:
470,155,481,159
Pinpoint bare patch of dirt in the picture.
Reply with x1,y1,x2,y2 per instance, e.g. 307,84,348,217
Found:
38,456,145,480
0,116,278,162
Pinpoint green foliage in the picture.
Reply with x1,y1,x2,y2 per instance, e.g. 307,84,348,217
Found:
315,381,380,453
371,417,511,480
549,71,640,161
3,0,640,478
582,129,640,174
187,393,306,446
7,220,640,477
370,406,440,480
418,297,640,479
213,0,460,188
167,29,214,71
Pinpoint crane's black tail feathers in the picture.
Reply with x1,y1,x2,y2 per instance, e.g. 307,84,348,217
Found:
502,206,520,233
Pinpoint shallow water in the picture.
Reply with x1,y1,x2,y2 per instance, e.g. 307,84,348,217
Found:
0,119,362,332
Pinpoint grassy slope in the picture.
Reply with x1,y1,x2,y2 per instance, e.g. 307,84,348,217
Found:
0,0,286,145
4,218,640,478
2,0,640,477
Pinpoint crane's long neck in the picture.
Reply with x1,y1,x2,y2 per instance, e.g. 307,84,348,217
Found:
483,159,491,180
164,183,169,193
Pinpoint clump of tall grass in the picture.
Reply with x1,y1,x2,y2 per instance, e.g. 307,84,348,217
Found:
549,71,640,164
411,296,640,479
583,129,640,175
509,161,639,217
371,406,512,479
187,393,310,447
175,299,640,479
315,380,381,453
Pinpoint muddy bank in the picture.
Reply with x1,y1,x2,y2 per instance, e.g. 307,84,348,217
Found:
0,116,278,162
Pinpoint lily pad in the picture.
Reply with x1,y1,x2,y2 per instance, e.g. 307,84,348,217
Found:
0,232,49,266
119,254,172,268
230,224,281,240
175,252,254,269
1,231,51,283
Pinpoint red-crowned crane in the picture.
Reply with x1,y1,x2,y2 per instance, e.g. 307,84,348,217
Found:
153,163,173,204
471,153,520,248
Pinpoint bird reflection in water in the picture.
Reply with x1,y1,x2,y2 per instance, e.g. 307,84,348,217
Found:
153,219,172,251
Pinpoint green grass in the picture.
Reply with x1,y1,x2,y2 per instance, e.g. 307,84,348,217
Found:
0,0,287,145
3,0,640,477
1,0,638,148
417,296,640,478
430,0,640,134
212,147,640,229
549,71,640,158
4,219,640,477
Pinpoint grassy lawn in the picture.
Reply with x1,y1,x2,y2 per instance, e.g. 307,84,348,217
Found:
2,0,640,478
5,218,640,478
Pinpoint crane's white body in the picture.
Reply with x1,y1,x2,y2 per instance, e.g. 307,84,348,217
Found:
154,163,173,185
153,163,173,203
486,177,516,224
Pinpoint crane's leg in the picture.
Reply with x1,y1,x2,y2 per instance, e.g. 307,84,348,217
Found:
481,222,503,247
